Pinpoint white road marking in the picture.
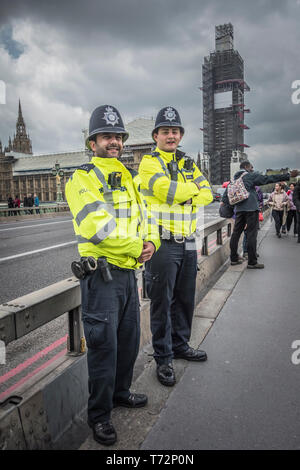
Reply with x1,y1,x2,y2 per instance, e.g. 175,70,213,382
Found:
0,241,77,263
0,219,72,232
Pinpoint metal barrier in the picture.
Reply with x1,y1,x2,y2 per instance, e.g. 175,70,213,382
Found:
0,204,69,217
0,218,233,352
0,278,84,355
0,216,248,450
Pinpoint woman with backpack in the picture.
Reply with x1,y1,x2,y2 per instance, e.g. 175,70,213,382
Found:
222,160,298,268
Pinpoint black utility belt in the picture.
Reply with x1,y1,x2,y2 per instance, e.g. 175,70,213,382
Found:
108,263,133,273
71,256,133,282
158,226,196,244
71,256,112,282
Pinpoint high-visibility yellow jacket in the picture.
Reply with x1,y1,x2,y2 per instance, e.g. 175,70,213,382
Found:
138,147,213,237
65,156,161,269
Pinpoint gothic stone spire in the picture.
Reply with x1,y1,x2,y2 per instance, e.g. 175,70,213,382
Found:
12,99,33,154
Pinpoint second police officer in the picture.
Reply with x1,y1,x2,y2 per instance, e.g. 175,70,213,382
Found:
65,105,160,446
139,106,213,387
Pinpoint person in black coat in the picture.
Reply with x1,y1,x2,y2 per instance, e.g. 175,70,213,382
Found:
222,161,299,268
7,196,14,216
292,181,300,243
27,193,34,214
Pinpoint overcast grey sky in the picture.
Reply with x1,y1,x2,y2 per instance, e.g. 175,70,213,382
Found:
0,0,300,171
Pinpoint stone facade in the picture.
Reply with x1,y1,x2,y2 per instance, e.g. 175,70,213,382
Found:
0,114,155,202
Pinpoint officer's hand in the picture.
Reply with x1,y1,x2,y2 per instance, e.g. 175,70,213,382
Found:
290,170,299,177
180,198,192,205
137,242,156,263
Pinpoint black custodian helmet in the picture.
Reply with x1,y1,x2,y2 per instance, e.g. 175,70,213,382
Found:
86,104,129,150
152,106,185,140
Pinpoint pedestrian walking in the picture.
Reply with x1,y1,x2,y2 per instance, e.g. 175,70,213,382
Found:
242,185,263,259
65,104,160,446
14,195,21,215
293,181,300,243
23,194,28,214
267,183,290,238
286,183,298,236
139,106,213,388
27,193,34,214
222,161,298,268
34,193,40,214
280,182,289,233
7,196,14,216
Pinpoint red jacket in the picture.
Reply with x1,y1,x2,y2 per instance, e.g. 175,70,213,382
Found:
14,198,21,208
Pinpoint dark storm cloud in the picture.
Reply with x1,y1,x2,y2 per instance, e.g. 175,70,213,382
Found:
0,0,300,171
0,0,292,46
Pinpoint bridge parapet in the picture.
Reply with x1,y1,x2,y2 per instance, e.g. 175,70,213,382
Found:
1,216,256,449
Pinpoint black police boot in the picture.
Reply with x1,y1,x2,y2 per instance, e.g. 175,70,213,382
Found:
173,346,207,362
247,263,265,269
231,257,244,265
89,421,117,446
113,393,148,408
157,363,176,387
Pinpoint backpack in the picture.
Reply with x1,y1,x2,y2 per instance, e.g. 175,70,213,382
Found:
227,171,249,205
219,201,234,218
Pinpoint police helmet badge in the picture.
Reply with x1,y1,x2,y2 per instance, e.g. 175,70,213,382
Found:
103,106,119,127
164,107,176,122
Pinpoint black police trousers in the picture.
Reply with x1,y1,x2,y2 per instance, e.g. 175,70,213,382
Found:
145,238,197,365
80,267,140,425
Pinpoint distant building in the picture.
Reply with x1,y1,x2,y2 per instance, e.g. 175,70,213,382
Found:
196,151,210,180
197,149,246,184
0,106,155,202
201,23,250,184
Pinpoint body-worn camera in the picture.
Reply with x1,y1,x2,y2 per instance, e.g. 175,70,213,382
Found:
167,161,178,181
108,172,122,189
183,157,194,171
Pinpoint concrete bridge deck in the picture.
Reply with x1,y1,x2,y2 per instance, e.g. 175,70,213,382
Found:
80,218,300,451
141,219,300,450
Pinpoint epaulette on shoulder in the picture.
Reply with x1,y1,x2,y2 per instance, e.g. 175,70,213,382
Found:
175,149,186,160
77,163,95,173
125,167,138,179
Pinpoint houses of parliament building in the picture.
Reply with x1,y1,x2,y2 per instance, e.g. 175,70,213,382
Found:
0,101,155,203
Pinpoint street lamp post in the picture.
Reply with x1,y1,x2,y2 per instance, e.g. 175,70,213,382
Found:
52,161,64,203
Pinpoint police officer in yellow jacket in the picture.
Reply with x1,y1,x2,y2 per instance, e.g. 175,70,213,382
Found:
139,106,213,387
66,105,160,446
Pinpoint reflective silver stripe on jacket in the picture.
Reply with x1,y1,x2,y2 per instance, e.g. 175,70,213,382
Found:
194,175,206,184
75,200,115,226
92,166,108,190
154,155,170,177
151,211,197,221
115,208,132,218
166,181,177,205
141,189,154,197
76,218,117,245
199,185,213,194
92,166,114,203
148,173,166,192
